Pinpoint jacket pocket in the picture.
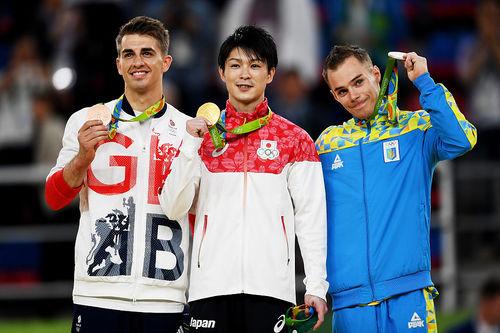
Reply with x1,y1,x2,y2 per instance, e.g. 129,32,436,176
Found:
197,215,208,268
281,216,290,266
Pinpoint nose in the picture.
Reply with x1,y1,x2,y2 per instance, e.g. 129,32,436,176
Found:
132,55,145,67
239,64,251,79
349,88,360,101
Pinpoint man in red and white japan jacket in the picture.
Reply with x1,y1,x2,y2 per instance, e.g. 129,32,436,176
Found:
159,25,329,333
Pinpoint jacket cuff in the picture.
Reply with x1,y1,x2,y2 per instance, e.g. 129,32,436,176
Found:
304,277,329,302
45,169,82,210
413,72,435,94
180,132,204,159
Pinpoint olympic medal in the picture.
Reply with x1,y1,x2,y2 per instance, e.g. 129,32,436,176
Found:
388,51,406,60
196,102,221,126
87,104,112,126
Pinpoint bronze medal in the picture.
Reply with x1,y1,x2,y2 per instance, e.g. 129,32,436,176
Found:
87,104,112,126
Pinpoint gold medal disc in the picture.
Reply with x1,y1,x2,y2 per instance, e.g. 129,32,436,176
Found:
87,104,112,126
196,102,221,126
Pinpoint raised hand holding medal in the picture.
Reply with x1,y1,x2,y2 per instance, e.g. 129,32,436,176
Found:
193,101,273,150
86,103,112,126
195,102,225,148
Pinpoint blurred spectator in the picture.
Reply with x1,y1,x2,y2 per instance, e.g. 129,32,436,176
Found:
322,0,407,65
144,0,218,115
457,0,500,159
270,67,314,133
32,91,64,165
448,277,500,333
220,0,320,85
0,35,49,164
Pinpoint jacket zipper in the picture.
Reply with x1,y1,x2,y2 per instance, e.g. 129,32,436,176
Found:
359,123,375,300
241,135,248,292
197,215,208,268
281,216,290,265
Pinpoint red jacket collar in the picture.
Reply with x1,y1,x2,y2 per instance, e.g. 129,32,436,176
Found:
225,98,269,129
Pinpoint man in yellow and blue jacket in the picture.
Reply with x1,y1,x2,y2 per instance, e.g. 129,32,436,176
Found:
316,45,477,332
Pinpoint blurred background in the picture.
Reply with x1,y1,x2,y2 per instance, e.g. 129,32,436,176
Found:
0,0,498,332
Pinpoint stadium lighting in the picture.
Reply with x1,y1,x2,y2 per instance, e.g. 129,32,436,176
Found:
52,67,76,90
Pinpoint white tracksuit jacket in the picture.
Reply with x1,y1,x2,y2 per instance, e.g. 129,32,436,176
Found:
159,99,328,304
46,97,190,312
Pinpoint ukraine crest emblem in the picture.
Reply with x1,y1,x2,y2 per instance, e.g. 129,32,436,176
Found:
383,139,400,163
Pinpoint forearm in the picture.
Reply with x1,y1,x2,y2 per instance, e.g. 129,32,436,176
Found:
416,73,477,158
290,162,329,300
159,133,202,220
62,153,92,188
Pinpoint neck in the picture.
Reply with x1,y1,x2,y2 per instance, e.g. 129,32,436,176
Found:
229,96,265,113
124,87,163,111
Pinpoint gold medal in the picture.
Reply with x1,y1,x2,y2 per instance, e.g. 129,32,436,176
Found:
196,102,221,126
87,104,112,126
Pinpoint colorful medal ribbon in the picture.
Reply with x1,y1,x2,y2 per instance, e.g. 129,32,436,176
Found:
209,108,273,149
370,57,399,124
283,304,318,333
108,94,166,139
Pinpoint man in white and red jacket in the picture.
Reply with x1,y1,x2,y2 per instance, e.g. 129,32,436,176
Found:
159,25,329,332
45,16,191,333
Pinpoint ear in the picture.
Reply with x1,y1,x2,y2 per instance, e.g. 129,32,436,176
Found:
218,67,226,83
373,65,381,84
116,57,122,76
162,55,173,73
266,67,276,84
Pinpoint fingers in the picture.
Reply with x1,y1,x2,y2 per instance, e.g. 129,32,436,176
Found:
187,117,210,138
403,52,428,81
78,120,109,151
304,295,328,331
403,52,418,71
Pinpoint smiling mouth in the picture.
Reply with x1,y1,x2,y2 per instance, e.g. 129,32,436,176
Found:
236,84,253,90
130,71,149,78
352,100,367,110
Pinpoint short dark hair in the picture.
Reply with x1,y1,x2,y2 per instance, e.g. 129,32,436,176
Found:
116,16,169,55
218,25,278,72
322,45,372,83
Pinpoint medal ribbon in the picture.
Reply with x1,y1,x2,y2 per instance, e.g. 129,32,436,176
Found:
369,57,399,124
209,108,273,149
108,94,166,139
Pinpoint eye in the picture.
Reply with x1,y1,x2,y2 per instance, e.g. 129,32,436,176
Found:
142,51,153,57
123,52,133,58
355,79,364,86
229,63,240,69
337,89,347,97
251,63,261,69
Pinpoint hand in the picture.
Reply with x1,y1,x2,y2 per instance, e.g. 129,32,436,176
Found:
186,117,210,138
76,119,109,164
304,294,328,331
403,52,428,82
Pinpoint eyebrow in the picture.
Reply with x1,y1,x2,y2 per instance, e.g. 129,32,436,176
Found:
227,57,262,63
121,47,156,55
333,74,363,93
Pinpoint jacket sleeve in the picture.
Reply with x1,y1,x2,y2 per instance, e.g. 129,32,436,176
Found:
415,73,477,163
45,112,82,210
288,133,329,301
159,132,203,221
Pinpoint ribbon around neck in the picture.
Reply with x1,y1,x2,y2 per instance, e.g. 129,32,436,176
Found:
108,94,166,139
209,108,273,149
369,57,399,124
